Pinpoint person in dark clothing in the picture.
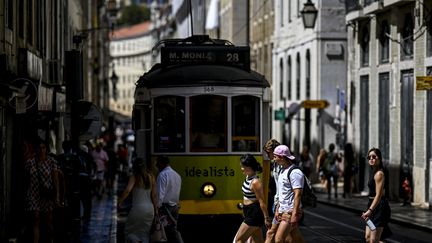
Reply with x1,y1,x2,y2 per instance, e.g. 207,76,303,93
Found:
77,144,96,220
343,143,355,198
361,147,392,243
56,140,82,241
104,145,118,196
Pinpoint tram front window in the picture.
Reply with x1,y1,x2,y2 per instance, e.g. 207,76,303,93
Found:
190,95,227,152
232,95,260,152
154,96,185,152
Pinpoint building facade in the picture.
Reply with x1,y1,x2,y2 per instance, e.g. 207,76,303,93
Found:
109,21,155,118
0,0,116,241
272,0,347,156
346,0,432,206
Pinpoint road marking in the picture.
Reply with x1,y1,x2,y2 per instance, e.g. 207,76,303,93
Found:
305,210,401,243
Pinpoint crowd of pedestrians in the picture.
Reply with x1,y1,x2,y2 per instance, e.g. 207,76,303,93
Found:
22,137,127,243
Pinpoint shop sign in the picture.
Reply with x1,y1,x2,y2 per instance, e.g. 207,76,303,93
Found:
8,78,38,114
274,108,286,121
302,100,330,109
416,76,432,90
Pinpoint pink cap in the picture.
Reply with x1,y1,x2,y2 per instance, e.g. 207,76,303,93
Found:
273,145,295,160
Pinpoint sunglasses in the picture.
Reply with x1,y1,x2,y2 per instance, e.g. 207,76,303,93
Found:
367,155,378,160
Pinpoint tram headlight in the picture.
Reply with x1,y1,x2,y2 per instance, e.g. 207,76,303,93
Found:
200,182,216,198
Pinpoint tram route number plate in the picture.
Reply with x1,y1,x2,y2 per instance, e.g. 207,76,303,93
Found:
161,46,250,70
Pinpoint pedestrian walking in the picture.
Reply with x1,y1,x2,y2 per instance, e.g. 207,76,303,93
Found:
57,140,83,241
24,139,61,243
234,154,271,243
262,139,282,243
118,157,157,243
316,148,327,186
91,143,109,198
343,143,355,198
77,144,95,220
299,145,313,178
156,155,184,243
272,145,305,243
323,143,339,199
361,147,392,243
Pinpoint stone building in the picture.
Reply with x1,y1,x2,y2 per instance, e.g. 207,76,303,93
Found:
346,0,432,206
272,0,347,156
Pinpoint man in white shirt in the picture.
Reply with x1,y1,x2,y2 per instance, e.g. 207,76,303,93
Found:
273,145,305,243
156,156,183,243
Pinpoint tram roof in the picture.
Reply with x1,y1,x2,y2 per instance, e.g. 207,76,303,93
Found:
136,64,270,88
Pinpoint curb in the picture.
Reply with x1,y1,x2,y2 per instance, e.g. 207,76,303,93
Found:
317,198,432,233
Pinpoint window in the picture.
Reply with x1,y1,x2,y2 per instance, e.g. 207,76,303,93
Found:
232,96,260,152
401,13,414,60
427,16,432,57
288,0,291,23
190,95,227,152
154,96,186,152
287,57,292,100
379,21,390,63
19,0,24,38
280,59,284,100
280,0,284,27
27,0,33,45
427,68,432,164
296,53,301,100
6,0,13,30
306,50,311,99
378,73,390,160
361,26,370,67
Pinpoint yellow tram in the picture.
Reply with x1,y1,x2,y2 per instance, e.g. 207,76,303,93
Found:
133,35,271,217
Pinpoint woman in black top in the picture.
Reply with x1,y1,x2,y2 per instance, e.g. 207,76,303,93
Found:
234,154,271,243
361,148,391,243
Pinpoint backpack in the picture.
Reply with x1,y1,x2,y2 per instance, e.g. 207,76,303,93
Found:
323,152,336,175
287,166,317,208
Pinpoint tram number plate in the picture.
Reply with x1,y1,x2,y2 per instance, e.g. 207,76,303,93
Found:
204,86,215,93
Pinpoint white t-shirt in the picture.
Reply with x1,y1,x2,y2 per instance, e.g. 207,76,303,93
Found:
277,165,304,213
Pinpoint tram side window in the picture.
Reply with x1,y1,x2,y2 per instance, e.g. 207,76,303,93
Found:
154,96,185,152
190,95,227,152
232,95,260,152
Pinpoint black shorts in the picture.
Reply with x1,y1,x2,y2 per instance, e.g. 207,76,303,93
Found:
243,202,264,227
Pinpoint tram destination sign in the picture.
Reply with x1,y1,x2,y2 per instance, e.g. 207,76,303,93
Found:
161,46,250,70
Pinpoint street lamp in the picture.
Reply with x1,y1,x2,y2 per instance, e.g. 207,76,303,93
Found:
301,0,318,29
110,68,119,101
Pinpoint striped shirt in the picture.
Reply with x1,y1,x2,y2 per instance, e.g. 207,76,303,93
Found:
242,175,258,200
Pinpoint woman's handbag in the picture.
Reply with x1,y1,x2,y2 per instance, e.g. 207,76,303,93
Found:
151,215,167,242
